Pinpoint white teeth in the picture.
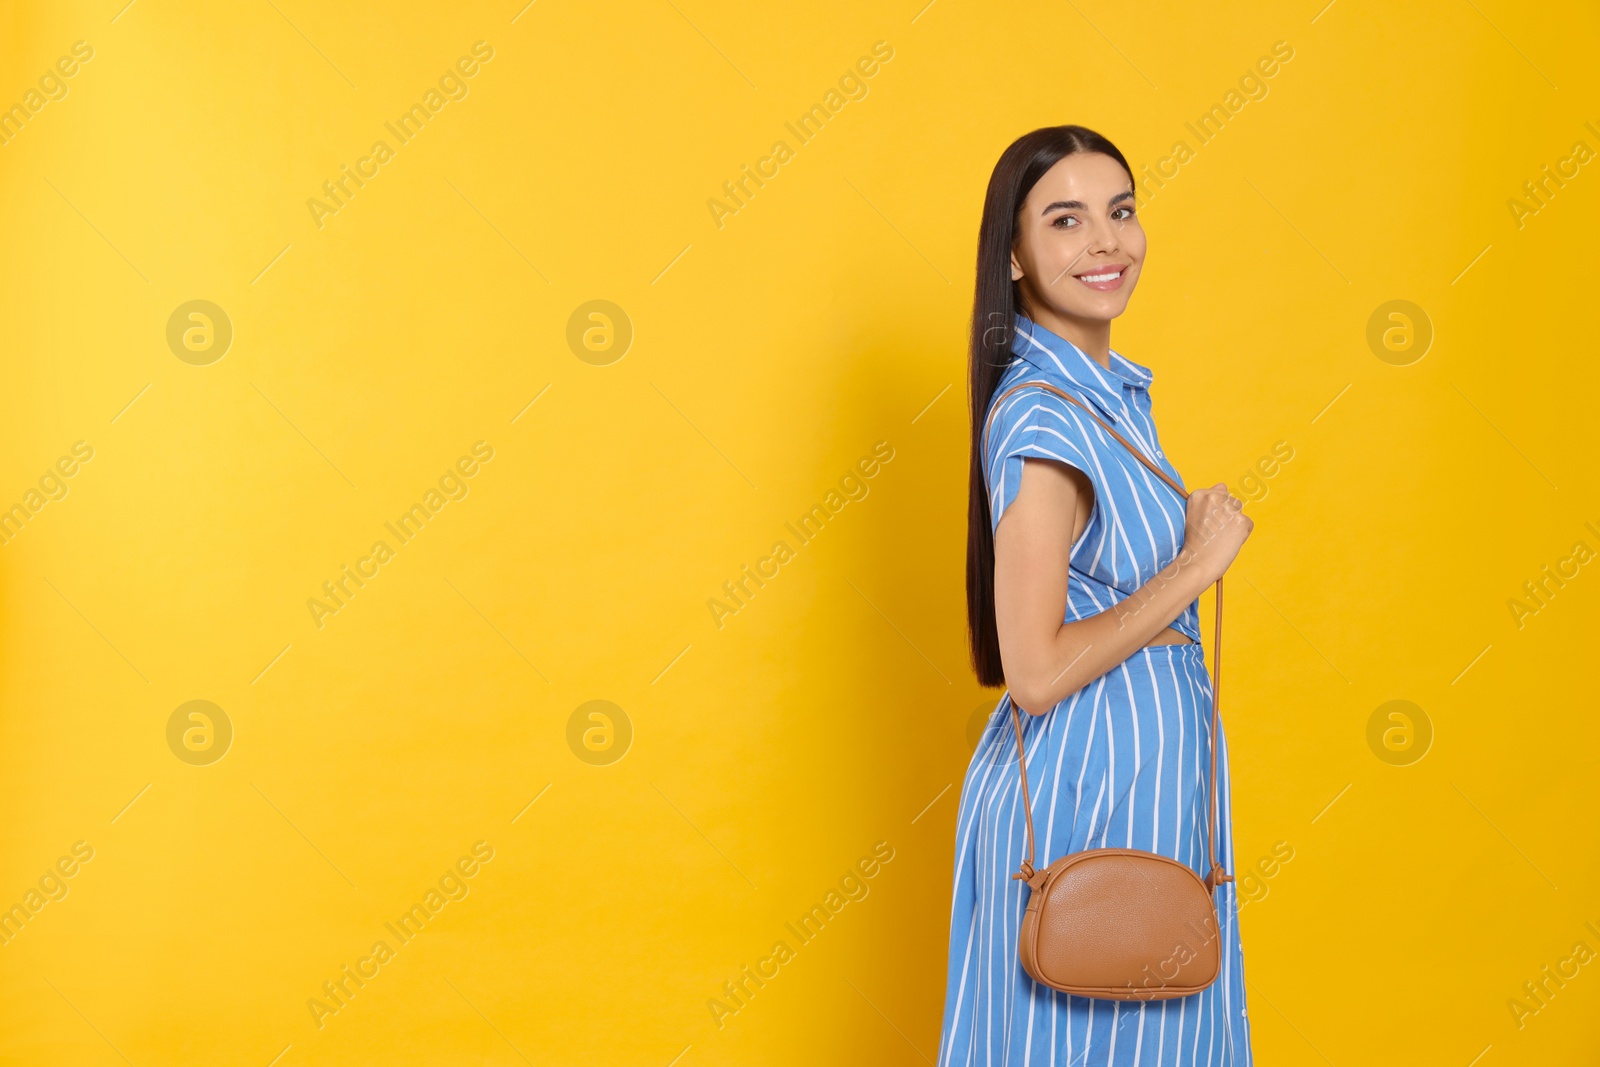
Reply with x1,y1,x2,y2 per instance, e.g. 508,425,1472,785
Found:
1078,269,1123,283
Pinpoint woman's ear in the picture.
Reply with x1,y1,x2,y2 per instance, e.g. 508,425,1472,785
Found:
1010,248,1024,282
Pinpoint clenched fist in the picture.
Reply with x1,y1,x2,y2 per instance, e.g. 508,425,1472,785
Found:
1182,482,1254,583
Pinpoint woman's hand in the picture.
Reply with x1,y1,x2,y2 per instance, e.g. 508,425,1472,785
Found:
1182,482,1254,583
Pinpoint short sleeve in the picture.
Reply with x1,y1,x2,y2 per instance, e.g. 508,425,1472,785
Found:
983,387,1099,535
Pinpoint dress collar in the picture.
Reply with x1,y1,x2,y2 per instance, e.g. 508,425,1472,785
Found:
1009,313,1153,424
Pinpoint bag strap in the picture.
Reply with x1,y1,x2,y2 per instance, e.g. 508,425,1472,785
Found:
981,379,1233,894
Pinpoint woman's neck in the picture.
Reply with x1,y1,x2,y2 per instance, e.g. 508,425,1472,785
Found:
1021,304,1113,369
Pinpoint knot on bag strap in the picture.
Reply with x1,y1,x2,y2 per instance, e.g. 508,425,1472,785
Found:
985,380,1233,898
1011,860,1049,891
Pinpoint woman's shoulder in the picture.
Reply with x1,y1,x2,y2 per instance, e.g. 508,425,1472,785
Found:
983,375,1102,460
981,373,1105,533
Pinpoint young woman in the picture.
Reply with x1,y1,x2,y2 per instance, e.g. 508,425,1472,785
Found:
938,126,1255,1065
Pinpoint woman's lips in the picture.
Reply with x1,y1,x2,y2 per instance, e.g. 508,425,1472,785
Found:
1074,265,1127,291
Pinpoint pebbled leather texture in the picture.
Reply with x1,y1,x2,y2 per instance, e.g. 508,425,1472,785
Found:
984,379,1236,1001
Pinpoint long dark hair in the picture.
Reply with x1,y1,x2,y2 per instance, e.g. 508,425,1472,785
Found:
966,125,1136,688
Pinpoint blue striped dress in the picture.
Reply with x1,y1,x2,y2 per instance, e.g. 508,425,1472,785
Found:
938,315,1252,1066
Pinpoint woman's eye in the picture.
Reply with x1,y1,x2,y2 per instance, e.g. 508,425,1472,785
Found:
1112,206,1136,221
1051,214,1077,229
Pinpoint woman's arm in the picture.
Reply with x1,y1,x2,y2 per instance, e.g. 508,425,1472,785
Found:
994,456,1251,715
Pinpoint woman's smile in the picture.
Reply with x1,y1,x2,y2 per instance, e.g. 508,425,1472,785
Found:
1072,263,1129,290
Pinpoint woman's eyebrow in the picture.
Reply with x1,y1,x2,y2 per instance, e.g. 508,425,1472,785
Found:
1041,190,1136,215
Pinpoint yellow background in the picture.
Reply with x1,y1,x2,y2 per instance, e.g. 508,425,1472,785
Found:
2,0,1597,1063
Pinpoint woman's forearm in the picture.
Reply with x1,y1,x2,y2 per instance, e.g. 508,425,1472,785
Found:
1010,545,1217,715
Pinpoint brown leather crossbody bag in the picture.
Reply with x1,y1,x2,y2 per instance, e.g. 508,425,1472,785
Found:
983,380,1233,1002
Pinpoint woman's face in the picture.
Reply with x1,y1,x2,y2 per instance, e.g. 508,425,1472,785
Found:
1010,152,1144,327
